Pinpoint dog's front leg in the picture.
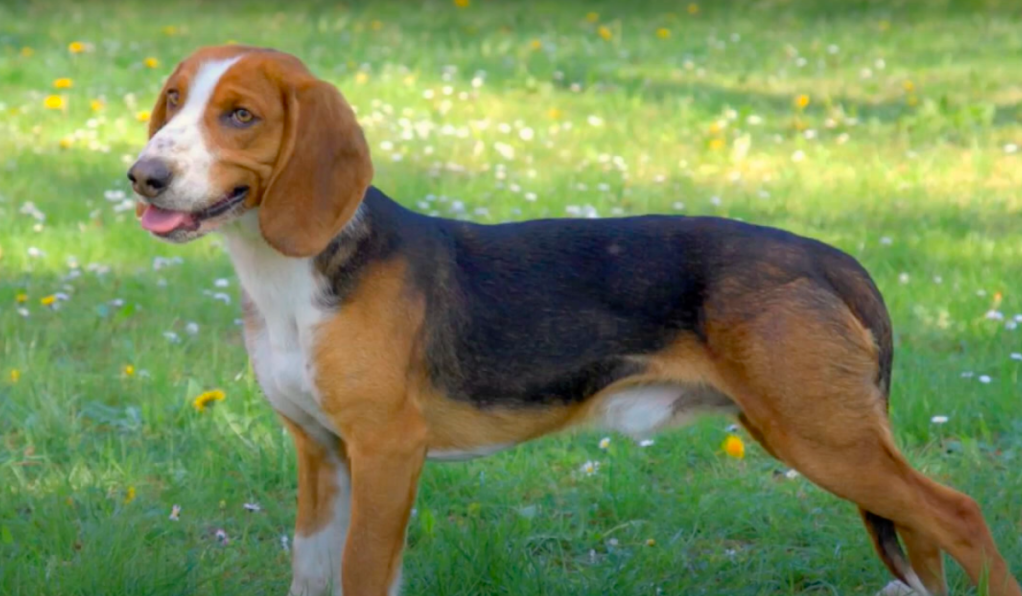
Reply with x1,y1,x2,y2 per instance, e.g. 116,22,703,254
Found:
340,407,427,596
281,417,352,596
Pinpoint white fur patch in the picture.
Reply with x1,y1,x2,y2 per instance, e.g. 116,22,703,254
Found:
875,577,931,596
224,211,337,445
137,56,241,212
289,459,351,596
599,384,684,438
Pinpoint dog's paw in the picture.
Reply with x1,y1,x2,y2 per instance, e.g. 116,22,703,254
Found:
875,580,918,596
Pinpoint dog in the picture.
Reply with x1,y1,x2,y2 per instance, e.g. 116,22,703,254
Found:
128,45,1021,596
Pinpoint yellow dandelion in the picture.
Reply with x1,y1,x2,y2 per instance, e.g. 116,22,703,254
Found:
124,486,136,504
645,538,656,547
16,292,28,303
192,389,226,412
688,3,699,14
123,364,135,377
224,39,238,45
656,28,671,39
90,99,105,112
44,95,65,110
530,39,542,50
40,295,57,306
143,57,159,69
9,369,19,383
68,41,85,54
370,20,383,31
722,434,745,459
354,71,369,84
54,78,73,89
794,94,810,109
708,138,725,151
586,12,599,23
162,25,178,36
454,0,470,6
903,80,914,93
135,110,151,122
597,26,612,41
59,137,73,149
548,107,562,119
21,47,34,57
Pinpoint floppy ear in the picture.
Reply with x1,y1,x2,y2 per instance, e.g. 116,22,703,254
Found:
259,79,374,258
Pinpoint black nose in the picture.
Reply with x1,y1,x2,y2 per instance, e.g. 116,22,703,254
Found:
127,158,173,199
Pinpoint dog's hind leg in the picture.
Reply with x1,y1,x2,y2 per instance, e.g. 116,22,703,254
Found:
705,279,1020,596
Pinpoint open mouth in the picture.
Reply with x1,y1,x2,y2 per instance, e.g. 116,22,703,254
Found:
139,187,249,236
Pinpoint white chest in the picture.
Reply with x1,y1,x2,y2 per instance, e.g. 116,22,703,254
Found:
223,214,338,441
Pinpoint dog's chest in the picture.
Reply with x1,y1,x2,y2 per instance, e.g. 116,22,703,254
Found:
225,223,338,439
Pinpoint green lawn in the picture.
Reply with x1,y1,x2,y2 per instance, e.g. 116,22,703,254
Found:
2,0,1021,594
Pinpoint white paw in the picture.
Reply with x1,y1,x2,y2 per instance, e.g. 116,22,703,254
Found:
875,580,918,596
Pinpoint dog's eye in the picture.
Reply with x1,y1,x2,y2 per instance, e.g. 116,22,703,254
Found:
166,90,180,108
230,108,256,126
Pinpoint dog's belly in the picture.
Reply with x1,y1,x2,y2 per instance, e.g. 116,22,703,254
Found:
426,443,514,462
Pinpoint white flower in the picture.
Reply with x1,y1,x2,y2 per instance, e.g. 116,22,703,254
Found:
791,150,806,162
880,236,893,245
985,310,1004,321
598,437,611,450
243,502,262,512
1010,353,1022,361
214,278,230,288
212,292,231,304
931,415,949,424
978,375,991,384
579,460,600,476
638,439,655,448
169,504,181,521
587,115,604,127
519,127,534,141
163,331,180,343
898,273,910,284
1004,143,1018,154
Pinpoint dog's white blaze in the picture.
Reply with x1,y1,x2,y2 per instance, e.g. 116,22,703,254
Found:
599,384,686,438
225,211,337,445
138,57,241,212
289,459,351,596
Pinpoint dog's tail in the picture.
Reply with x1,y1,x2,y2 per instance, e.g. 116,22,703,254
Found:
859,510,931,595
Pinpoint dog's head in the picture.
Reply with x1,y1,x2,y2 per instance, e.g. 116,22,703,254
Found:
128,45,373,257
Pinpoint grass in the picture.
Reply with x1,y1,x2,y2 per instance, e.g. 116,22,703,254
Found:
2,0,1022,594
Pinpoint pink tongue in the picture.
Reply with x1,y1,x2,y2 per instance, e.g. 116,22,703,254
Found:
140,205,192,233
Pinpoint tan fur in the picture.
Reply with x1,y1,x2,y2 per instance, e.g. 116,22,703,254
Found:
280,416,346,536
